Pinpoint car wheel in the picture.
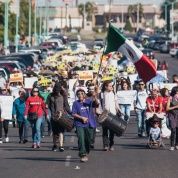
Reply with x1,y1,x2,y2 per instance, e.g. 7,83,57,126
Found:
171,55,175,57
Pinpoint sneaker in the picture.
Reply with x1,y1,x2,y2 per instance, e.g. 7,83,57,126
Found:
90,144,94,149
169,147,175,151
103,146,109,151
109,146,115,151
5,137,9,143
80,156,88,163
96,128,100,133
142,132,146,137
32,144,37,148
175,146,178,150
0,138,3,144
52,145,58,152
37,144,40,149
23,139,28,144
138,134,142,138
19,140,22,144
59,147,65,152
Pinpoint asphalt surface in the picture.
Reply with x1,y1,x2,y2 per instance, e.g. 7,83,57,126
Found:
0,52,178,178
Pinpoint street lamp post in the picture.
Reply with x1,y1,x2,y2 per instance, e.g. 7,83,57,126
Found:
4,0,9,50
28,0,32,46
34,0,37,45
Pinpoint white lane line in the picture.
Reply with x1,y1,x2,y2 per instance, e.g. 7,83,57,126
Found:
70,136,75,143
65,155,71,167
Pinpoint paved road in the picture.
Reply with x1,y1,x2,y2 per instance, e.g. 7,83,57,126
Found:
0,52,178,178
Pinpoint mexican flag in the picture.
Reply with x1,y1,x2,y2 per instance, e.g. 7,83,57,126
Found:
104,24,156,83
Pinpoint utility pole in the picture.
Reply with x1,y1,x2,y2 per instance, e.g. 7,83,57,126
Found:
65,3,68,31
15,0,20,52
34,0,37,45
4,0,9,50
136,3,139,32
171,2,174,40
61,6,63,29
28,0,32,46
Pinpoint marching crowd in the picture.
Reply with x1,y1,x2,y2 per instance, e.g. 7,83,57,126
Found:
0,56,178,163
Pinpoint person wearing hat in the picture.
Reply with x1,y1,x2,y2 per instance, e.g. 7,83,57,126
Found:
24,87,48,148
72,88,99,162
146,86,163,136
47,82,71,152
13,89,29,143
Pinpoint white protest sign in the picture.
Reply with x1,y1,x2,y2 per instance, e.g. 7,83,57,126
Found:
24,77,38,89
0,96,14,120
160,83,177,91
116,90,137,106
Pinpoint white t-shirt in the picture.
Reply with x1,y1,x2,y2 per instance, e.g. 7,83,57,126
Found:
103,91,117,115
135,90,148,110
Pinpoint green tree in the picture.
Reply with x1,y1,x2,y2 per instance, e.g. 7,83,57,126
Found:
127,3,144,24
124,18,133,32
160,0,178,33
78,2,95,28
78,3,84,28
0,1,16,43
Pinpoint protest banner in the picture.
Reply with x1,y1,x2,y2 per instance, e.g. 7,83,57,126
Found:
76,71,93,80
0,96,14,120
38,76,52,86
116,90,137,110
9,73,23,83
24,77,38,89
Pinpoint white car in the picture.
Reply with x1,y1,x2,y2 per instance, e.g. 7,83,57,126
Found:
69,42,88,53
169,47,178,57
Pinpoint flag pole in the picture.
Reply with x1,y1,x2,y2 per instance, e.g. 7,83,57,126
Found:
96,22,111,82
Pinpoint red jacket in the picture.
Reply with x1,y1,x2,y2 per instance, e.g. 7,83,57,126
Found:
24,96,47,118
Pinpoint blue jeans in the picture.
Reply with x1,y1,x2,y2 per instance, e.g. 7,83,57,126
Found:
136,109,146,135
31,117,43,144
120,104,131,122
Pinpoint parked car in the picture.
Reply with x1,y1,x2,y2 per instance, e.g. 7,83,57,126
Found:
0,61,22,72
0,67,10,81
142,48,155,59
159,42,171,53
169,47,178,57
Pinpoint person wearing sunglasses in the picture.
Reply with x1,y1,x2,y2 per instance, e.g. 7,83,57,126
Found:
24,87,48,148
72,88,99,163
134,80,148,137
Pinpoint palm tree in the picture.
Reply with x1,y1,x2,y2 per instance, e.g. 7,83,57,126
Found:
78,2,94,28
78,3,84,28
127,4,144,27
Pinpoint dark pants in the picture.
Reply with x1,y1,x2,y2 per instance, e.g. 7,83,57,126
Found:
51,120,65,147
17,121,29,141
170,127,178,147
102,126,114,147
0,120,9,138
76,127,93,157
90,127,96,146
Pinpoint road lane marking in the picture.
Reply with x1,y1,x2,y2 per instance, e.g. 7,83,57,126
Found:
65,155,71,167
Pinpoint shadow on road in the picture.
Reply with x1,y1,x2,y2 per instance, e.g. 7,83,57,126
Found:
6,157,80,163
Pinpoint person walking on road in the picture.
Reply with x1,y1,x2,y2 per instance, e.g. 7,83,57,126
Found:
0,87,12,143
166,86,178,151
24,87,48,148
72,88,99,162
47,82,71,152
102,81,120,151
134,80,148,137
13,89,29,144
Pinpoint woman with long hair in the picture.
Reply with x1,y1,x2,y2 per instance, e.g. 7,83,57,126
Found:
24,87,48,148
166,86,178,151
